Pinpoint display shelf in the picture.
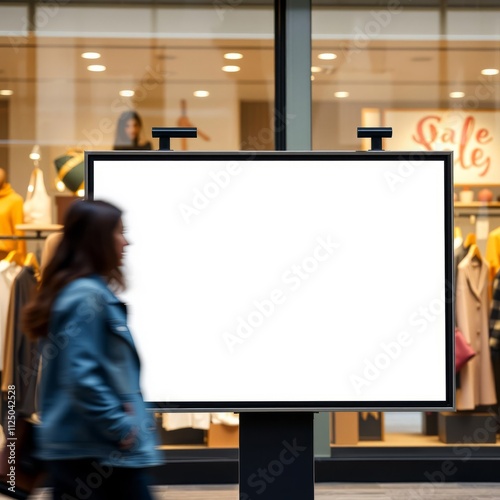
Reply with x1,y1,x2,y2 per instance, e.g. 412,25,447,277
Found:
331,432,499,448
454,202,500,217
455,201,500,208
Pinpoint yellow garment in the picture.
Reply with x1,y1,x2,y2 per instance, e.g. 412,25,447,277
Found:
0,182,26,258
486,227,500,294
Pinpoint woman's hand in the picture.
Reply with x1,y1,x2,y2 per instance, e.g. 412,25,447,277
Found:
119,427,137,450
119,402,136,449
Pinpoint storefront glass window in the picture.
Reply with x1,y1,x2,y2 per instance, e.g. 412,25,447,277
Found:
2,0,500,468
312,1,500,451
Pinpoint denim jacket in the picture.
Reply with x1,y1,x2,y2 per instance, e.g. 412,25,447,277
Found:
35,276,162,467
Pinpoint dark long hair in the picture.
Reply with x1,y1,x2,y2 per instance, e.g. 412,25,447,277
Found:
23,200,125,340
113,110,142,148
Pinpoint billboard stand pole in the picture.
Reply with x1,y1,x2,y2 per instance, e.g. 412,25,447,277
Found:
239,412,314,500
238,128,393,499
152,127,198,151
357,126,392,151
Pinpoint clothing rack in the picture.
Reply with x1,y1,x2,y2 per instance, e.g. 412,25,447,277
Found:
1,223,63,240
0,224,63,261
0,234,52,240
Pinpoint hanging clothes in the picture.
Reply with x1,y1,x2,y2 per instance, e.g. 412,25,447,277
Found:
0,259,22,370
454,227,463,250
162,413,211,432
454,243,468,287
489,268,500,408
211,413,239,426
455,251,497,410
486,227,500,293
1,266,39,422
0,182,26,259
455,233,475,301
453,241,467,299
490,269,500,352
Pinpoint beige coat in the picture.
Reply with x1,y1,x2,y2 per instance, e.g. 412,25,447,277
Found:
456,252,497,410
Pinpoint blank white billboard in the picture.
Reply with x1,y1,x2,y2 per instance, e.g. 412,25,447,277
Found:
86,151,454,411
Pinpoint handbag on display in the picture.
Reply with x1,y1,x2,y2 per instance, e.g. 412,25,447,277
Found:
455,327,476,372
24,167,52,225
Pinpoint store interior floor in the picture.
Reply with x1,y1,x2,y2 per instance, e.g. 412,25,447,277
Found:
2,483,497,499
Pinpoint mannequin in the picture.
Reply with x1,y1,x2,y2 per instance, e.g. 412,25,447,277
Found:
0,168,26,261
176,100,210,150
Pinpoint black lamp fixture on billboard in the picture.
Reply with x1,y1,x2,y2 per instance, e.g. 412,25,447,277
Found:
152,127,197,151
357,126,393,151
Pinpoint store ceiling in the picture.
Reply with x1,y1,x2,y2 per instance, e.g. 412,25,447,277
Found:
5,0,499,6
0,36,499,107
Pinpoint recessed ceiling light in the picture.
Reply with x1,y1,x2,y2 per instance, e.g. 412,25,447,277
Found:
87,65,106,72
450,91,465,98
119,90,135,97
224,52,243,60
0,90,14,96
481,68,499,76
222,65,240,73
318,53,337,60
81,52,101,59
193,90,210,97
334,91,349,98
311,75,315,81
311,66,322,73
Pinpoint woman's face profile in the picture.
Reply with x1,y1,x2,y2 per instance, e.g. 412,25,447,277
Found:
125,118,140,141
113,218,129,267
